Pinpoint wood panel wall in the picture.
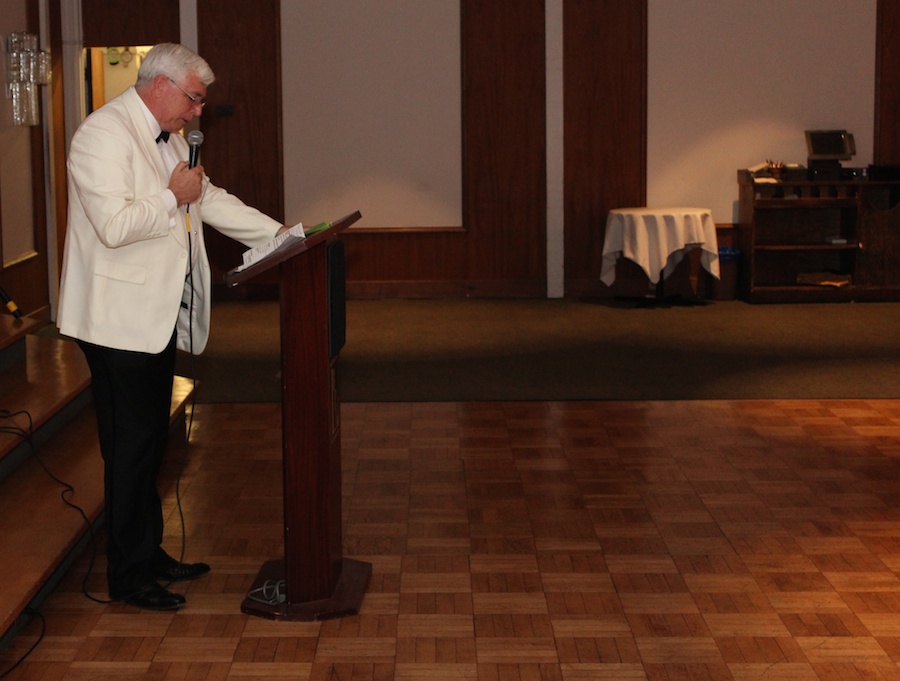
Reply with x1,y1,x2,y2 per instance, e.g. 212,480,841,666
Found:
0,0,49,319
562,0,647,298
81,0,179,47
341,0,547,299
876,0,900,165
197,0,283,300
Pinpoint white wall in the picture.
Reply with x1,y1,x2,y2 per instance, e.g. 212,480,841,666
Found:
281,0,461,229
647,0,876,223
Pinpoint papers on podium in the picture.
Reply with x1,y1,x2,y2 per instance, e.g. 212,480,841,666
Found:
236,222,305,272
225,212,360,287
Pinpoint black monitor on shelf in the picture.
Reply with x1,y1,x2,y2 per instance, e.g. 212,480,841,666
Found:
806,130,855,179
806,130,856,161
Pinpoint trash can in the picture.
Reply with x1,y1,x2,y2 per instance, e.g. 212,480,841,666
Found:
711,246,741,300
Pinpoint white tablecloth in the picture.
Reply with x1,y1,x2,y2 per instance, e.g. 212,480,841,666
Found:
601,207,720,286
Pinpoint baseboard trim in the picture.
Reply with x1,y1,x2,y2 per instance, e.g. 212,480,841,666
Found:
346,279,546,299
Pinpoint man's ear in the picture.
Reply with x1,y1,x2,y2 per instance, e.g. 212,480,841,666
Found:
151,74,169,99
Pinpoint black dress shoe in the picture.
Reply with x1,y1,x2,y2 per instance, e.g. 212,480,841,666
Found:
122,585,186,611
154,560,211,583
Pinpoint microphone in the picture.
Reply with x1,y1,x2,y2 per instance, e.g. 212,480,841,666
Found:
187,129,204,169
185,130,205,225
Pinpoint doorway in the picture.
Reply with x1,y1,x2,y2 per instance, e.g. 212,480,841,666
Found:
83,46,151,114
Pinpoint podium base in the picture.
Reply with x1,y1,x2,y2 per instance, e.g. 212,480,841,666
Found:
241,557,372,621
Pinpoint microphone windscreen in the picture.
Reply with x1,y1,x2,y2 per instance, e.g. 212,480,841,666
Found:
187,130,205,146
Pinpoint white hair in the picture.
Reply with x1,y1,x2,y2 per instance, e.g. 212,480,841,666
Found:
136,43,215,88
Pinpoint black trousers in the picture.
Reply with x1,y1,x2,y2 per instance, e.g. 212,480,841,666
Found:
77,331,177,597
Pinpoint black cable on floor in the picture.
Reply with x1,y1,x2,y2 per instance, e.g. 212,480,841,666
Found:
0,410,69,674
0,608,45,680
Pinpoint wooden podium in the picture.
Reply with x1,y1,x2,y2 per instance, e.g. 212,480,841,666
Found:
225,211,370,620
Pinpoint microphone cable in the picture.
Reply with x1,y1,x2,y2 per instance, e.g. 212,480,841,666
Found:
173,200,200,573
166,130,203,574
0,608,44,680
152,132,202,582
160,141,205,578
5,145,218,638
80,196,198,603
81,185,200,605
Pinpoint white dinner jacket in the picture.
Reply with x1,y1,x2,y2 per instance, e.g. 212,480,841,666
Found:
57,87,282,354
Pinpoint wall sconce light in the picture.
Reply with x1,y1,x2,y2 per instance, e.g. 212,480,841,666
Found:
5,31,51,126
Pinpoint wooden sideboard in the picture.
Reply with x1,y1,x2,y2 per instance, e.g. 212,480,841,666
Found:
737,169,900,302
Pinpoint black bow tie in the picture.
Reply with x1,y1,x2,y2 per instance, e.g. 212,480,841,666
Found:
155,130,170,144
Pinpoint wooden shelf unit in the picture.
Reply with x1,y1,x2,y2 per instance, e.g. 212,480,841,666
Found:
738,169,900,303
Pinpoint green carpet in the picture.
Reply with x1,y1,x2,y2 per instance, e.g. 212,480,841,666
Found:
173,299,900,403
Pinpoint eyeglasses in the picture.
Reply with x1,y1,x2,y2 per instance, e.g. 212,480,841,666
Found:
166,76,206,108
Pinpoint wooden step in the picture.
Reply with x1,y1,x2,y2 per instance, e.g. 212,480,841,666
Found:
0,314,41,375
0,328,194,639
0,334,92,479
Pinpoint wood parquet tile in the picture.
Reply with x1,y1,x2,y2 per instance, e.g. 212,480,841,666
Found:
7,400,900,679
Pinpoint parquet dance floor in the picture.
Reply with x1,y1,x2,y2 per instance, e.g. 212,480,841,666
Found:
5,399,900,680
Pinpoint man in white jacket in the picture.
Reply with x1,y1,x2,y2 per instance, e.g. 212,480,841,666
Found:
58,43,287,611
